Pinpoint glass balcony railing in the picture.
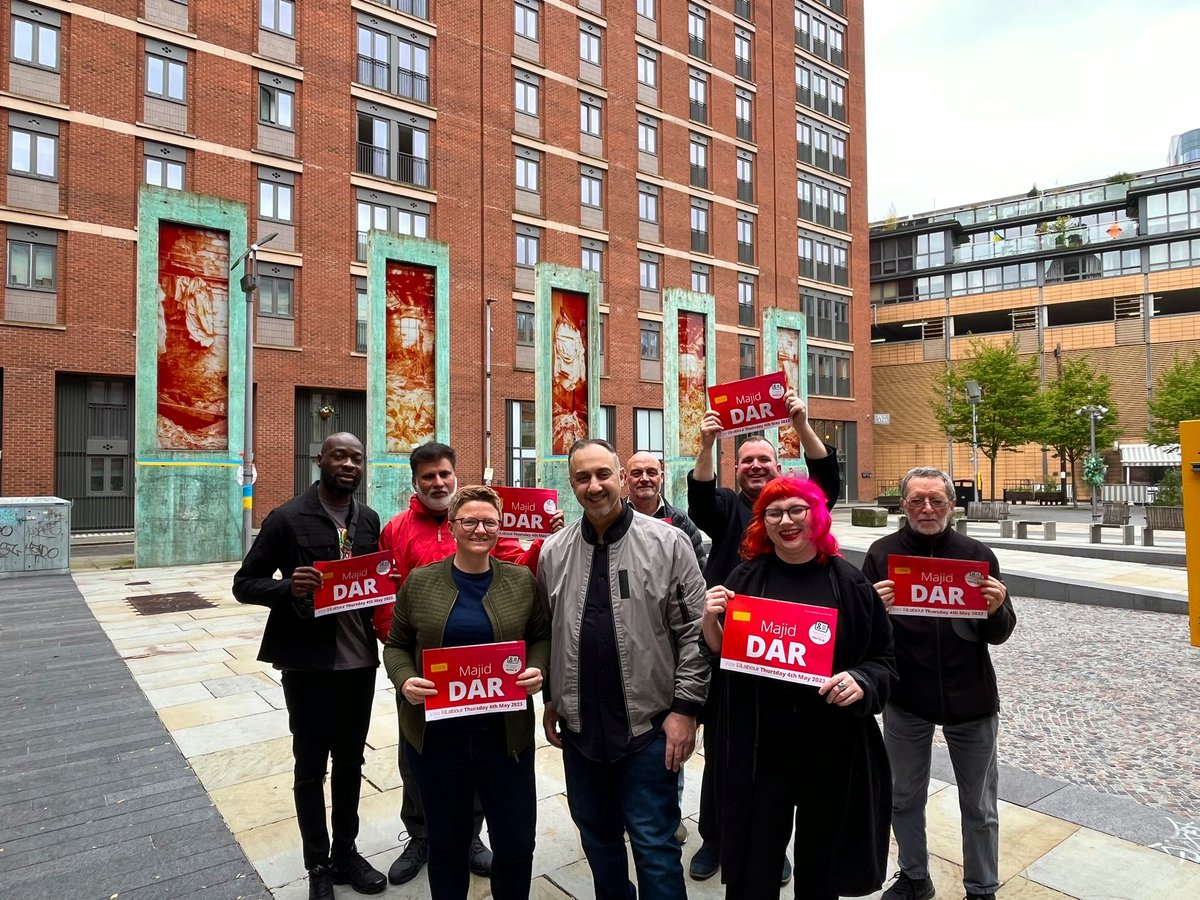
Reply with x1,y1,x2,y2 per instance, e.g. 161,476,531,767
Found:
953,220,1139,265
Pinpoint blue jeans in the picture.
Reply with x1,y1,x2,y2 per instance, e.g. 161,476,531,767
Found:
562,731,685,900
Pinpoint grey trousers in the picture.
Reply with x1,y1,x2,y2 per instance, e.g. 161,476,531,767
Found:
397,739,484,840
884,704,1000,895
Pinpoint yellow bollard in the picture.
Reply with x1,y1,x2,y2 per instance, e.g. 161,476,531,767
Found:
1182,420,1200,647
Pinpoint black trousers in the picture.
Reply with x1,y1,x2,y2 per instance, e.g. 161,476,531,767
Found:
405,718,536,900
398,734,484,839
280,667,376,870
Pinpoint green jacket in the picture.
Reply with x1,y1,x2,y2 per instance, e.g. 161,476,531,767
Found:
383,556,551,756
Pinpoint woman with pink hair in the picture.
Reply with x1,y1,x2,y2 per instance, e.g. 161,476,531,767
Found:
700,476,895,900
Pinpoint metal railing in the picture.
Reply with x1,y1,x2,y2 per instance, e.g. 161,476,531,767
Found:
690,164,708,189
394,0,428,19
356,55,389,91
738,241,754,264
355,320,367,353
736,57,752,80
397,151,429,187
689,35,707,60
689,99,707,123
356,231,368,262
356,142,389,178
397,67,430,104
735,0,751,20
691,230,709,254
953,220,1139,265
737,179,753,203
736,118,752,141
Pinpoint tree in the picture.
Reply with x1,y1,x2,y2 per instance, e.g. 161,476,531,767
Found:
1038,357,1119,506
1147,353,1200,448
932,339,1042,500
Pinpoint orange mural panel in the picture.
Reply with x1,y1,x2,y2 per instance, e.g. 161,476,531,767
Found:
678,311,707,458
551,289,588,454
777,328,802,459
156,223,230,450
385,261,436,453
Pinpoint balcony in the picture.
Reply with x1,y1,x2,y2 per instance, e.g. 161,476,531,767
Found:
356,142,389,178
737,179,753,203
690,164,708,189
397,67,430,104
736,118,752,141
357,56,389,92
356,231,368,262
356,143,429,187
394,0,428,19
689,99,707,124
736,57,752,81
691,230,709,254
355,319,367,353
689,35,707,60
738,241,754,264
953,220,1140,265
739,302,755,327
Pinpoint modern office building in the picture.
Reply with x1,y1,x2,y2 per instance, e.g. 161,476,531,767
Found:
869,161,1200,492
0,0,870,532
1168,129,1200,166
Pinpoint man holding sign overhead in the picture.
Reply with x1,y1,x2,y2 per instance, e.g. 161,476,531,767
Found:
862,467,1016,900
233,433,387,900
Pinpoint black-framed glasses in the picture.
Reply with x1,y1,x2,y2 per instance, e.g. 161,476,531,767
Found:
763,505,811,524
902,496,950,510
452,517,500,533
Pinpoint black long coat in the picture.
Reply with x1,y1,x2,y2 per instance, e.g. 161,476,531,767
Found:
711,554,896,895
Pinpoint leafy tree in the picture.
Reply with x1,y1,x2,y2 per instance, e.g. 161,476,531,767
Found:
1147,353,1200,448
932,339,1042,500
1039,357,1119,506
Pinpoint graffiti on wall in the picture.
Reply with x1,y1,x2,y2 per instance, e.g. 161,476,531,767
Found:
384,261,436,453
550,289,588,454
678,311,707,458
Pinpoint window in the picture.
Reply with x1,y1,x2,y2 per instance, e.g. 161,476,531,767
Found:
355,278,368,351
1146,188,1200,234
581,243,603,276
146,47,186,102
637,50,658,88
516,228,539,267
797,120,811,163
688,8,707,59
734,30,752,80
640,320,661,359
580,95,601,137
507,400,537,487
637,0,656,19
735,0,752,21
396,37,431,103
144,142,185,190
831,135,846,176
689,71,707,123
515,0,538,41
579,27,600,65
598,312,609,375
357,25,389,90
259,81,294,129
795,64,810,105
739,337,756,380
356,196,430,260
8,121,56,180
737,152,754,202
689,134,708,189
798,235,814,278
795,6,809,47
809,348,851,397
812,128,829,168
638,117,658,155
735,92,753,141
803,291,849,342
830,81,845,122
397,205,429,237
6,235,55,290
259,272,294,318
832,245,848,286
514,301,536,347
638,183,659,223
690,200,709,253
634,407,664,454
261,0,295,36
515,74,539,115
691,263,709,294
596,405,617,444
812,72,828,115
640,253,660,291
581,171,602,208
355,109,429,187
516,154,539,192
738,214,755,264
829,24,845,67
356,201,388,261
12,10,59,70
831,188,847,231
738,275,755,327
258,172,294,223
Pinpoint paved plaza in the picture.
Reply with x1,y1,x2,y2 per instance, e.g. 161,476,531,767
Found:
3,514,1200,899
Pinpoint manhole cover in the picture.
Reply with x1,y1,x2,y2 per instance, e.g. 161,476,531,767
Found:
126,592,216,616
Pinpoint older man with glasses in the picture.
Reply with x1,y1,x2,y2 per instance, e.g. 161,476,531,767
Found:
860,467,1016,900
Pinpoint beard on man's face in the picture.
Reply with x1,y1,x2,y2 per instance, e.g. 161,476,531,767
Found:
320,469,359,497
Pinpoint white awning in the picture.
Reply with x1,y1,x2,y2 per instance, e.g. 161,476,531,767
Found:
1118,443,1181,466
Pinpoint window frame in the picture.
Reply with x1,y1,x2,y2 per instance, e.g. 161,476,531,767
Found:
261,0,296,38
6,235,56,291
514,76,540,116
12,12,59,71
514,0,539,42
258,271,295,319
259,81,295,130
8,126,57,180
258,177,294,224
579,27,600,65
146,49,187,103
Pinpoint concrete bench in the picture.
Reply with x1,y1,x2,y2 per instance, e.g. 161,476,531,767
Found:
852,507,889,527
1089,523,1135,545
1143,526,1183,547
1015,520,1056,541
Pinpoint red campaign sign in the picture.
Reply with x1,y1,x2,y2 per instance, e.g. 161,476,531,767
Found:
887,555,990,619
706,372,791,438
493,486,559,540
719,594,838,687
313,550,397,617
423,640,528,721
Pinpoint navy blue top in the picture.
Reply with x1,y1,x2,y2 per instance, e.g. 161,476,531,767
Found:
444,565,495,647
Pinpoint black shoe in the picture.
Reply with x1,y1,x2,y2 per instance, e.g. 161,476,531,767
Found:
388,837,429,885
966,894,996,900
469,835,493,877
882,871,936,900
330,849,386,895
674,820,688,845
688,839,720,880
781,855,792,886
308,865,334,900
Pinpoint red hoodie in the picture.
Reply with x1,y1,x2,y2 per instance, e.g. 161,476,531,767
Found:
371,493,543,641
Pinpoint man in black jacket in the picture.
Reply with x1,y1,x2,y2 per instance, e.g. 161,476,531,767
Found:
862,467,1016,900
233,433,386,900
685,387,841,881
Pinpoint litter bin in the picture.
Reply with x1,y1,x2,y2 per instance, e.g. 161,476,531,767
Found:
0,497,72,578
953,479,977,508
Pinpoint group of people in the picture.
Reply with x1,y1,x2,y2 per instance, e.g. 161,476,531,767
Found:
233,386,1016,900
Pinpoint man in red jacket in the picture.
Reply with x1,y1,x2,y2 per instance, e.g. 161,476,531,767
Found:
376,442,562,886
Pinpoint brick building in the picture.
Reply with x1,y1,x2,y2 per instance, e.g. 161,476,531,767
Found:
0,0,870,531
870,162,1200,496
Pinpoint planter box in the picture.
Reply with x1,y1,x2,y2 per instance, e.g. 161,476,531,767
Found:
1003,490,1035,504
1034,491,1066,506
1145,505,1184,530
875,495,902,512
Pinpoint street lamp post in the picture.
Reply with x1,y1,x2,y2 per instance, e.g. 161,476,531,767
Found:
965,379,982,501
1077,404,1109,525
231,232,278,558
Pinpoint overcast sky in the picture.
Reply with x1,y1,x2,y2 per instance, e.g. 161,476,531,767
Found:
864,0,1200,221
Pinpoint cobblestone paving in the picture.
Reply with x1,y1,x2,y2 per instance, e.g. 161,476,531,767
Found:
976,596,1200,818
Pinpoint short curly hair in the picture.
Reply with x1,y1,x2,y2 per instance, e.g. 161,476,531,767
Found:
448,485,503,519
